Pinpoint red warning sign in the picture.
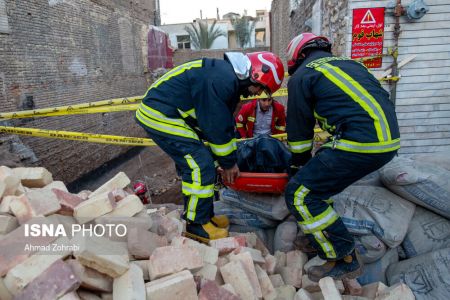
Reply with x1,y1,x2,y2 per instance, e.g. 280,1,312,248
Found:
351,7,385,68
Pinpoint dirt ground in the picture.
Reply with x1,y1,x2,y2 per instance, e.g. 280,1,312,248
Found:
69,146,183,205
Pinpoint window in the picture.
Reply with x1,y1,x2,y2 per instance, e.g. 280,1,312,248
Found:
255,29,265,46
0,0,10,34
177,35,190,49
256,11,265,22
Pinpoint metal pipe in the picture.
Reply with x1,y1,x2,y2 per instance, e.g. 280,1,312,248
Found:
391,0,403,105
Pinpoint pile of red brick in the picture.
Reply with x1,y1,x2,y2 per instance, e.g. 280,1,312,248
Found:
0,166,415,299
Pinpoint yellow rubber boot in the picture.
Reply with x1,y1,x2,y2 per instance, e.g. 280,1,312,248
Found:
184,222,229,244
211,215,230,229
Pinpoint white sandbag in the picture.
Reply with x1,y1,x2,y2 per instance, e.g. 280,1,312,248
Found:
379,156,450,219
401,206,450,258
386,248,450,300
332,185,415,248
214,200,279,229
220,188,290,220
352,170,383,187
273,221,298,253
357,248,399,285
354,235,387,264
409,152,450,171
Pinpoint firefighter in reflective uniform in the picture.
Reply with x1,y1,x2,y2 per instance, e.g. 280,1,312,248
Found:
135,52,284,242
285,33,400,281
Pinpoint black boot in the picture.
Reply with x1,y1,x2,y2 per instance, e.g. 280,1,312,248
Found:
307,250,363,282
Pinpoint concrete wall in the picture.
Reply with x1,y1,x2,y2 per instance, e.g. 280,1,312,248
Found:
0,0,158,183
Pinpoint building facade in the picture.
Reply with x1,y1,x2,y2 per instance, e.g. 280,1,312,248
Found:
160,10,271,50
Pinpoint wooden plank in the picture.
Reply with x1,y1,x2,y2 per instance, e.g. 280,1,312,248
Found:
400,131,450,139
395,36,450,47
399,145,450,154
400,67,450,76
396,103,450,112
400,124,450,134
427,4,450,13
385,27,450,38
399,117,450,126
397,74,449,83
397,82,450,92
396,93,450,101
397,111,450,120
400,138,450,147
349,0,448,8
399,59,450,69
347,21,450,33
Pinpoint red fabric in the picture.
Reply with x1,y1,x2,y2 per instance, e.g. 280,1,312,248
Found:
235,99,286,138
148,26,174,70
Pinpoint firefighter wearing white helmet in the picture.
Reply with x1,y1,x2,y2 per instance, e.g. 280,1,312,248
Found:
135,51,284,242
284,33,400,281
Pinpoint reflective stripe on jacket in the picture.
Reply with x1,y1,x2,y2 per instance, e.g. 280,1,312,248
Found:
136,58,240,169
286,51,400,166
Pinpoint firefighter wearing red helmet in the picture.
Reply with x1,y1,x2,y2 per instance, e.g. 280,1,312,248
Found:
284,33,400,281
135,51,284,242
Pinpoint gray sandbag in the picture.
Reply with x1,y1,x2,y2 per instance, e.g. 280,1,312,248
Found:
409,152,450,171
273,221,298,253
354,235,387,264
213,200,279,229
220,188,290,220
352,170,383,187
357,248,399,285
332,185,415,248
401,206,450,258
379,156,450,219
386,248,450,300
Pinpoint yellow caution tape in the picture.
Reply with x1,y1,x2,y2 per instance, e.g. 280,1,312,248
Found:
0,126,157,147
0,89,290,120
241,87,288,100
0,96,142,120
0,125,327,147
0,104,139,120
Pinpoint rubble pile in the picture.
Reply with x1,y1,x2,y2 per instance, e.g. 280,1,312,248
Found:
0,153,448,299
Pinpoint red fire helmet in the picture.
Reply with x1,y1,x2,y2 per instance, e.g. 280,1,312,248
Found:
286,33,330,73
247,51,285,95
133,182,147,195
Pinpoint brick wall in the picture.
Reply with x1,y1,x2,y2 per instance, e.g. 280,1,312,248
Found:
322,0,349,56
0,0,158,183
173,47,270,66
270,0,349,59
270,0,291,63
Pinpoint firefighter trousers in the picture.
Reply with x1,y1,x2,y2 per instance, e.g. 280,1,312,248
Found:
145,130,216,224
285,148,396,260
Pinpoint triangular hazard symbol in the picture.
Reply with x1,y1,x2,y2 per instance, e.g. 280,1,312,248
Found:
361,9,376,24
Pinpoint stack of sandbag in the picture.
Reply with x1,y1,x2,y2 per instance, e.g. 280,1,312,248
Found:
215,188,292,252
344,153,450,299
332,185,415,248
379,155,450,219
